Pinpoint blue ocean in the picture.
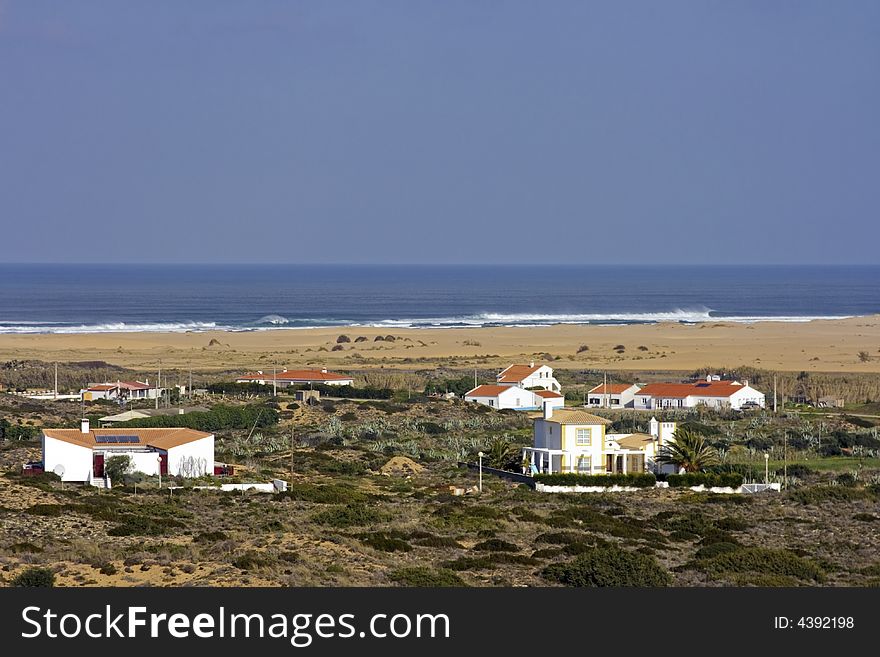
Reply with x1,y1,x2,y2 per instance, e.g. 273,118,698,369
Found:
0,264,878,334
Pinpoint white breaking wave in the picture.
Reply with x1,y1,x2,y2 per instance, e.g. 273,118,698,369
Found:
255,314,291,325
0,310,858,334
0,321,221,334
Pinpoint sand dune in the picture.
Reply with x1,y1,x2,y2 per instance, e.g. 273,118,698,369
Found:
1,316,879,374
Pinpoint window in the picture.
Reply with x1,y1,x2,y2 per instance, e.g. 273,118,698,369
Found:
577,456,591,473
576,428,591,446
489,400,494,407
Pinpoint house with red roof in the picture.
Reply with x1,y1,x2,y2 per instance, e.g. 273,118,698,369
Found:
464,385,564,411
634,379,765,411
235,368,354,387
586,383,641,409
41,419,214,487
496,362,561,392
81,380,161,402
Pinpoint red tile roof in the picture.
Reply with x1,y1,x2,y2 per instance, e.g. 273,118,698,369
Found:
534,390,563,398
588,383,635,395
43,428,212,450
637,382,744,399
466,385,517,397
237,369,352,382
497,364,543,383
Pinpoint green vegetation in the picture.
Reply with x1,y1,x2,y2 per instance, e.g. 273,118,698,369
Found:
117,404,279,431
104,454,132,482
535,473,656,487
12,567,55,587
667,473,744,488
656,427,720,472
310,504,386,528
542,545,671,587
388,567,466,587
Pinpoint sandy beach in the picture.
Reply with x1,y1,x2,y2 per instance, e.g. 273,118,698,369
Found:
0,316,879,374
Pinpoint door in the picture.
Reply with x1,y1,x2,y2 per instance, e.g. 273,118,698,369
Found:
93,453,105,478
159,453,168,476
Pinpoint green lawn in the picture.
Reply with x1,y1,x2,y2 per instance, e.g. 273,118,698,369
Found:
757,456,880,472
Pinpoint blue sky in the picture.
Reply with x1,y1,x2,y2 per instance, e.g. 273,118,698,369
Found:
1,1,878,264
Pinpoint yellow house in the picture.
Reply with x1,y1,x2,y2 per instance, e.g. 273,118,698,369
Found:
525,406,611,475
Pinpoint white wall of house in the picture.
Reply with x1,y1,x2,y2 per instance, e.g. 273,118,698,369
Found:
586,384,640,409
124,449,163,476
465,386,536,410
167,435,215,477
726,386,766,409
533,419,606,474
635,386,765,411
535,394,565,411
42,436,92,482
502,365,561,392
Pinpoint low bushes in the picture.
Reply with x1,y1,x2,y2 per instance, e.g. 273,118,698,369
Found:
310,504,386,528
535,473,656,488
358,532,413,552
788,486,876,505
12,567,55,587
667,473,744,488
695,547,825,583
388,567,466,587
471,539,519,552
542,545,672,587
441,553,539,571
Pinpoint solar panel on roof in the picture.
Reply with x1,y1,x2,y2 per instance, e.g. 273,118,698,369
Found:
95,435,140,444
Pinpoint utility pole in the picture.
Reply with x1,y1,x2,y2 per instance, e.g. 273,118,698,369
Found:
273,362,277,398
783,430,788,490
773,374,777,414
156,362,161,410
474,369,477,390
604,372,608,409
54,362,58,400
189,369,193,402
290,430,295,478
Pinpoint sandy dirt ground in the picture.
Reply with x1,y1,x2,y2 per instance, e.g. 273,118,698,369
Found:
0,316,879,373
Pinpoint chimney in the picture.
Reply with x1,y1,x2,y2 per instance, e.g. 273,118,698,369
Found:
321,368,328,374
742,379,749,387
706,374,712,382
178,408,185,415
543,400,553,419
530,361,535,368
80,418,90,434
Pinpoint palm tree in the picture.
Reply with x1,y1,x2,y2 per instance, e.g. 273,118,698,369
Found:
656,427,719,473
485,436,517,469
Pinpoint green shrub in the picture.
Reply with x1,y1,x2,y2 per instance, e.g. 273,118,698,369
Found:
788,486,875,505
194,530,229,543
535,473,656,488
542,545,671,587
853,513,879,522
472,539,519,552
694,542,740,560
412,535,464,549
232,551,277,571
104,454,132,482
280,483,371,504
108,514,183,537
359,533,413,552
118,403,278,431
697,547,825,582
715,516,750,532
26,504,63,517
12,567,55,587
667,473,744,488
388,567,466,587
311,504,385,528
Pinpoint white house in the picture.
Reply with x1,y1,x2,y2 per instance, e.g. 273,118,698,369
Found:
533,389,566,411
585,383,641,409
496,363,561,393
464,385,540,410
634,380,765,411
41,419,214,486
525,405,680,476
526,406,611,475
236,368,354,387
605,417,679,474
81,380,161,402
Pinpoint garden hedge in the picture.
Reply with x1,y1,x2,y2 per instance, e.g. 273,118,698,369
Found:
534,473,656,487
667,473,744,488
